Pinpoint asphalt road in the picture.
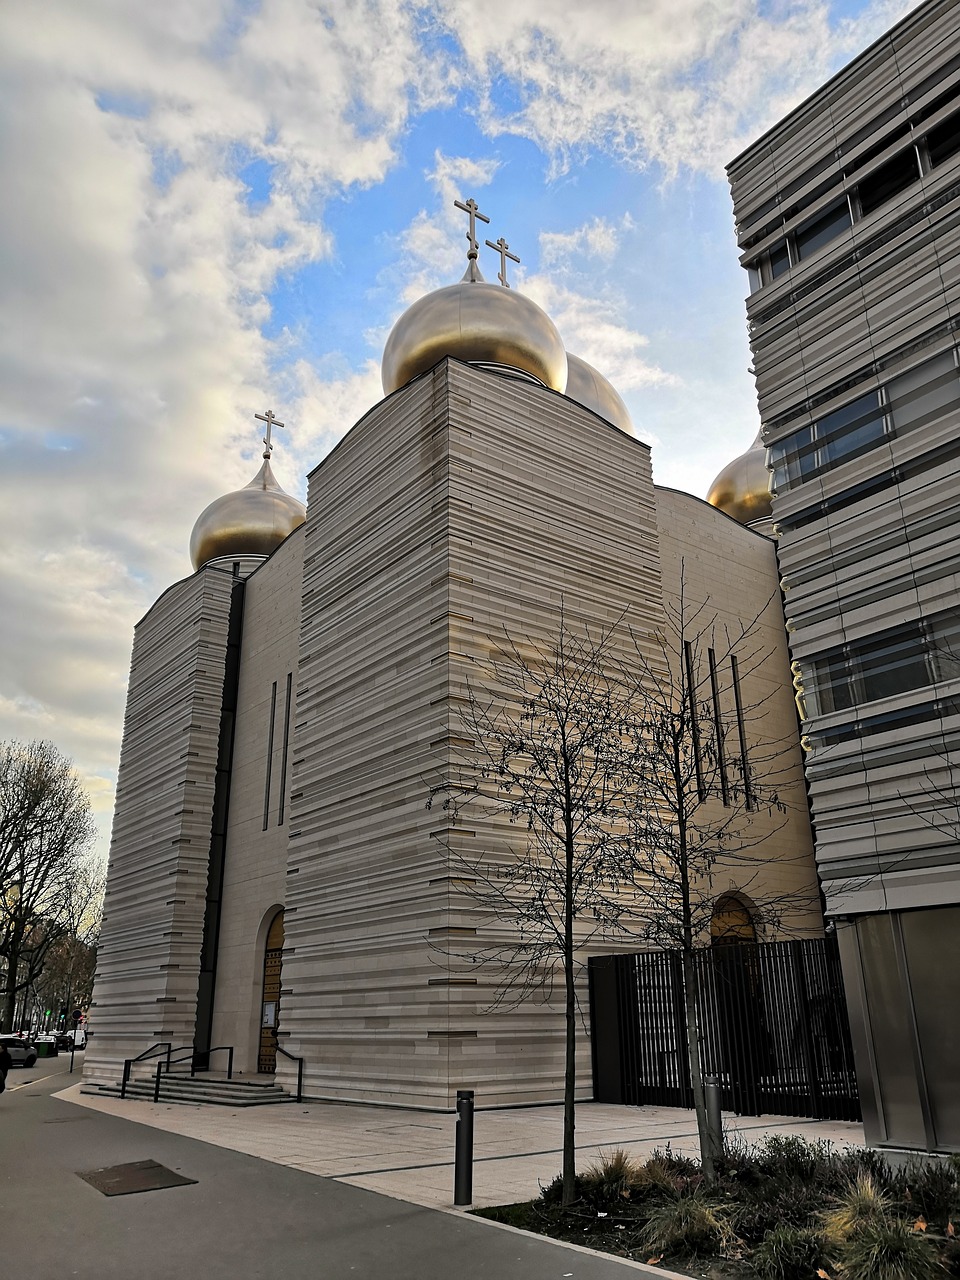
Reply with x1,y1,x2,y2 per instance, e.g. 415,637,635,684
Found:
0,1058,647,1279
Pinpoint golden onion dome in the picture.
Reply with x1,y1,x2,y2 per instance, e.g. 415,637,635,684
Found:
381,259,568,395
190,457,306,571
564,353,634,435
706,432,773,525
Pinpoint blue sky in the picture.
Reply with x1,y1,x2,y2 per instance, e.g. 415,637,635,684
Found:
0,0,915,861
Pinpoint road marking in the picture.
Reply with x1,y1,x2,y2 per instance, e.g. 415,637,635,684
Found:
6,1069,70,1092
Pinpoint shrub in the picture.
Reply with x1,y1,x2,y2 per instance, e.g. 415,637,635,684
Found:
734,1178,826,1244
641,1189,731,1258
903,1157,960,1229
821,1172,891,1246
836,1215,943,1280
750,1134,837,1184
580,1148,645,1211
749,1225,828,1280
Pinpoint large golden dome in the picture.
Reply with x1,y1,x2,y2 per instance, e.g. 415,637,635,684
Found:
706,433,773,525
564,353,634,435
381,260,568,395
190,457,306,570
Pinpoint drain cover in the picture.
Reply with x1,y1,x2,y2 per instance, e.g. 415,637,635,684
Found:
78,1159,197,1196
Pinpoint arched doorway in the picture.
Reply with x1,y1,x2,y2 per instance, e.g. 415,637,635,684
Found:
710,892,758,946
258,909,284,1074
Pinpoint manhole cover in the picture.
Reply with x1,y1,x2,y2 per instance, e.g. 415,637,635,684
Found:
77,1159,197,1196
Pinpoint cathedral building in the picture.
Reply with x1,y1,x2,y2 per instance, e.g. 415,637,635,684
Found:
85,212,820,1107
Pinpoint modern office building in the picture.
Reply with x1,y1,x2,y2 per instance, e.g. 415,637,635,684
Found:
728,0,960,1153
84,228,821,1108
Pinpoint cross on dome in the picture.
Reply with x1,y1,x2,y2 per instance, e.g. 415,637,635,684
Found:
254,409,285,459
485,236,520,288
453,197,490,261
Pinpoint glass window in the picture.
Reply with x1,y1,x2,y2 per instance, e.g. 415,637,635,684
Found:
927,109,960,169
857,148,921,217
855,624,928,703
795,200,852,260
747,263,762,293
770,241,791,279
816,390,885,467
930,614,960,683
811,650,854,716
886,350,960,434
768,425,816,492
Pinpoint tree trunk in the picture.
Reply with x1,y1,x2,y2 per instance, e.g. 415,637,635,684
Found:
1,958,16,1033
681,948,720,1183
561,832,577,1207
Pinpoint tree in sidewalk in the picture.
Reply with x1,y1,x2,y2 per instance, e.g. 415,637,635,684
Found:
428,579,818,1199
619,584,819,1182
427,612,648,1209
0,740,97,1032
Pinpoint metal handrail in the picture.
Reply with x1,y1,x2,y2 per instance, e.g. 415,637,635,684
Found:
151,1045,236,1101
121,1042,171,1099
275,1044,304,1103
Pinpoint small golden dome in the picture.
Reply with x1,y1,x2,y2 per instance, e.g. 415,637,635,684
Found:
564,353,634,435
190,458,306,570
381,261,568,395
706,433,773,525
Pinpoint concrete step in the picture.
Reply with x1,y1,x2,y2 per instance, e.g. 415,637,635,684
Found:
83,1076,294,1107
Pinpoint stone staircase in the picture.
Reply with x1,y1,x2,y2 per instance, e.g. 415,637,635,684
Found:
84,1073,293,1108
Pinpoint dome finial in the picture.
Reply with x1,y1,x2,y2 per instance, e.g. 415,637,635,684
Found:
485,236,520,287
254,408,284,461
453,196,490,283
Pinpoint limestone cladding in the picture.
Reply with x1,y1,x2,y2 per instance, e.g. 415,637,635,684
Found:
655,487,822,938
280,360,666,1108
209,528,305,1073
85,565,238,1084
727,0,960,917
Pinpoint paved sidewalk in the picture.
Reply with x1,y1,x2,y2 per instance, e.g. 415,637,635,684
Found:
61,1084,864,1213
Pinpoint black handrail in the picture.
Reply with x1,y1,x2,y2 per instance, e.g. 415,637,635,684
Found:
122,1043,237,1101
275,1045,304,1103
151,1046,236,1101
121,1043,171,1099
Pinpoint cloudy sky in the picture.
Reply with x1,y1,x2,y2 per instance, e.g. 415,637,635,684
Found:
1,0,914,862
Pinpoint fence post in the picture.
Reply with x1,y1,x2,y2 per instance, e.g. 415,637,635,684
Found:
454,1089,475,1206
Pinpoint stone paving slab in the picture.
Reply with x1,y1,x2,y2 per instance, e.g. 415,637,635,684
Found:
61,1085,864,1213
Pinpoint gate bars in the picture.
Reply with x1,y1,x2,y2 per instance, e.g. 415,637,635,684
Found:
589,936,861,1122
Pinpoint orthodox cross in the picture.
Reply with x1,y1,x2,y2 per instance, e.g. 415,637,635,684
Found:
255,409,284,459
485,236,520,288
454,197,490,261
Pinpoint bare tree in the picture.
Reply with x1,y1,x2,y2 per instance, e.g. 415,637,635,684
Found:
0,741,96,1032
620,583,819,1181
428,612,646,1207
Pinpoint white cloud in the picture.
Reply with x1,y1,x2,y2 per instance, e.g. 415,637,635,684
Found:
0,0,915,871
436,0,915,176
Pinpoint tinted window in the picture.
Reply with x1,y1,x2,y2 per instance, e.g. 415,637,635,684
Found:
857,148,921,216
927,109,960,168
770,242,791,279
795,200,852,260
817,390,885,466
887,351,960,434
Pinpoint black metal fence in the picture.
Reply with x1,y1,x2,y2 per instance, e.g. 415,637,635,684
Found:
589,936,861,1122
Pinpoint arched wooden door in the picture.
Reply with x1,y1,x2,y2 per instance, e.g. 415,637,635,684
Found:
258,910,284,1074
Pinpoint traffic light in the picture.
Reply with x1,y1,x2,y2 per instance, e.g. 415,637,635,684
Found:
72,1008,83,1023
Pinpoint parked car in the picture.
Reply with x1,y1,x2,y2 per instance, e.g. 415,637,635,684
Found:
0,1034,38,1067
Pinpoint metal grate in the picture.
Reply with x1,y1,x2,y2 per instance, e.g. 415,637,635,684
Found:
590,936,861,1122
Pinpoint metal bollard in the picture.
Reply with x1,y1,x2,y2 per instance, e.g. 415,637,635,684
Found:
454,1089,475,1206
704,1075,723,1158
